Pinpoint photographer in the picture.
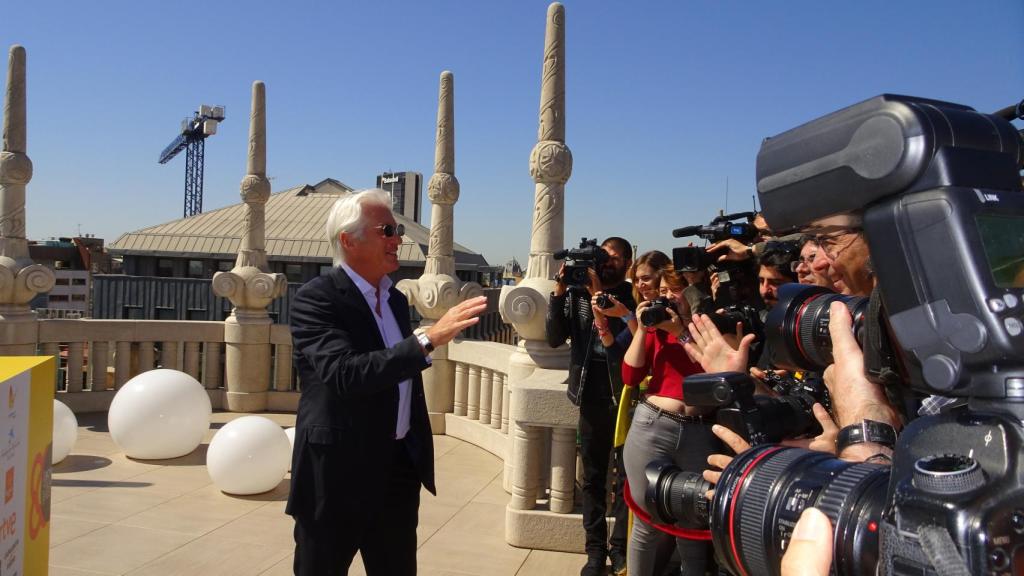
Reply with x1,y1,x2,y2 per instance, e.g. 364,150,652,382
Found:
757,241,800,311
793,236,833,288
620,270,720,576
806,214,872,297
546,236,636,576
803,214,902,459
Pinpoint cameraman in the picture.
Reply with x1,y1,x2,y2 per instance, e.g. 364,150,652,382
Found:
756,241,800,311
621,270,719,576
794,236,834,289
806,214,872,297
547,236,636,576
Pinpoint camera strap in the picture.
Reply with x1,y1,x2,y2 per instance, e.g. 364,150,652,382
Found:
917,525,971,576
864,286,901,387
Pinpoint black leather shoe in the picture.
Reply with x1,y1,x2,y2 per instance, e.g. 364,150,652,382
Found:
609,550,627,575
580,554,607,576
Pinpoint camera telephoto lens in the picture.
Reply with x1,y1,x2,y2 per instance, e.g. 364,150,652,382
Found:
644,460,712,528
710,445,889,576
765,284,869,372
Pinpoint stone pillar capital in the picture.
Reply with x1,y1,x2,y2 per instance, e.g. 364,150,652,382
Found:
212,267,285,317
398,273,482,321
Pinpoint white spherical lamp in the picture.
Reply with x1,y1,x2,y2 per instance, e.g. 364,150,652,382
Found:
206,416,291,495
107,369,212,459
52,399,78,464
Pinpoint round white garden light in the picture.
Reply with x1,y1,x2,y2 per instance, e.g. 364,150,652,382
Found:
206,416,291,495
52,399,78,464
107,369,212,459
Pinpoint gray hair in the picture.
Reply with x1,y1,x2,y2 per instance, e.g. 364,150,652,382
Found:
326,188,393,266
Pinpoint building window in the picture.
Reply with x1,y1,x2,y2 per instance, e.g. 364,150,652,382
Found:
54,278,70,286
155,307,177,320
285,264,302,283
157,259,174,277
70,294,86,302
187,308,207,321
187,260,204,278
122,305,144,319
71,278,87,286
319,265,333,276
218,260,234,272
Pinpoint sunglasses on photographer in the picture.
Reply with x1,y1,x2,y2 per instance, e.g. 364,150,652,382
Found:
373,223,405,238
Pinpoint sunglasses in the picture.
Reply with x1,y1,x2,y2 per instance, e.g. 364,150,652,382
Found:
373,223,405,238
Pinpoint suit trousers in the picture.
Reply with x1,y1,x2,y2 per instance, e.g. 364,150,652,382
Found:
293,439,421,576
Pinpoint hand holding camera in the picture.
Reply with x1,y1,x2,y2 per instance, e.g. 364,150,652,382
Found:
707,238,752,263
822,301,900,460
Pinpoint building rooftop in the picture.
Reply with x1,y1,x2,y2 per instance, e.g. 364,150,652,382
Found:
108,178,490,270
49,411,585,576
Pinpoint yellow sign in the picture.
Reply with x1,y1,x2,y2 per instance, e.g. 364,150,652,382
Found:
0,357,55,576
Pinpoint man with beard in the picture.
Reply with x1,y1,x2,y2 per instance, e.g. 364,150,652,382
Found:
546,236,636,576
757,241,800,311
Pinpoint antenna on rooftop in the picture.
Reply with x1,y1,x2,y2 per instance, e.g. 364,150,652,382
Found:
158,105,226,218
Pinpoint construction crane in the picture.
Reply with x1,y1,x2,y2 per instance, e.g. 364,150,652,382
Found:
158,105,226,218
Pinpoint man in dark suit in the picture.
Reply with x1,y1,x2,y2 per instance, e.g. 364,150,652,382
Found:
287,189,487,576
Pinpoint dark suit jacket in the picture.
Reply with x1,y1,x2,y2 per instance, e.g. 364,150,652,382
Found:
286,266,435,522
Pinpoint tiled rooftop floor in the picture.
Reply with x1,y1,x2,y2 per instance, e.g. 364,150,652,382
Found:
49,412,585,576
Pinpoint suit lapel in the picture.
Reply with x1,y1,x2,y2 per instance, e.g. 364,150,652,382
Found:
331,267,386,350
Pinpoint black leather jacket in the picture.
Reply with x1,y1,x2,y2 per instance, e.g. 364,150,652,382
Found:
546,282,636,406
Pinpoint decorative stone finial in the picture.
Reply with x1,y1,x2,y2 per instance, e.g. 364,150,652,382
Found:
499,2,571,362
0,44,54,319
213,81,285,317
398,70,481,322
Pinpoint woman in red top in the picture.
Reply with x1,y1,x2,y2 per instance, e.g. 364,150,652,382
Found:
620,269,719,576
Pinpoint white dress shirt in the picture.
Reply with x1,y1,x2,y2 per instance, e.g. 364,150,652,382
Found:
341,263,412,440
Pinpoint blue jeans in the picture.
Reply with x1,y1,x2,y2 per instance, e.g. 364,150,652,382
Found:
623,401,721,576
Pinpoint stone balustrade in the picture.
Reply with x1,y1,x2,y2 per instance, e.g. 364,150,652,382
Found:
37,318,298,413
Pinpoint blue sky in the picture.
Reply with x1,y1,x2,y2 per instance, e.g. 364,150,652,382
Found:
2,1,1022,268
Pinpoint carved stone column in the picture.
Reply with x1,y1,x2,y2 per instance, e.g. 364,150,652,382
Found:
212,81,286,412
0,46,54,354
499,2,572,370
397,71,481,433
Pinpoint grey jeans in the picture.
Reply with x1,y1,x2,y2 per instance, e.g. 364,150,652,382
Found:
623,401,721,576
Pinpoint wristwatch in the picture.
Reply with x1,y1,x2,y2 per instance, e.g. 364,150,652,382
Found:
414,329,435,355
836,419,897,453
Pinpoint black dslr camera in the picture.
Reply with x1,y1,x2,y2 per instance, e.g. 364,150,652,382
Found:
700,95,1024,575
554,238,608,290
644,371,831,528
639,297,673,327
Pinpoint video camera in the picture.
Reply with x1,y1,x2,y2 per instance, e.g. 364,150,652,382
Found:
652,94,1024,575
554,237,609,291
672,213,766,347
671,211,758,275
